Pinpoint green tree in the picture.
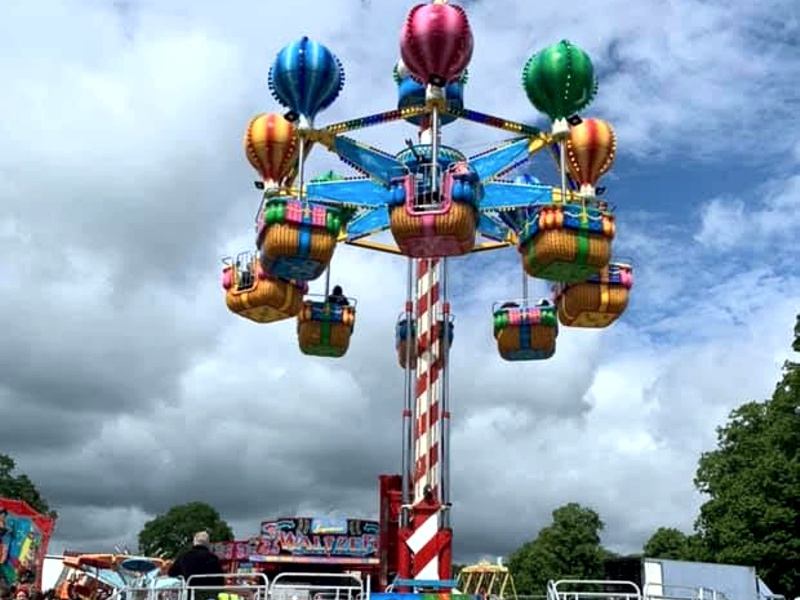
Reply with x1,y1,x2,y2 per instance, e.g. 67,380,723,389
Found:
0,454,53,516
693,317,800,596
138,501,234,558
508,503,607,595
642,527,709,561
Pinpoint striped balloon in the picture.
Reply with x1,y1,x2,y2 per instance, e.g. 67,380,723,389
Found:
244,113,302,188
565,118,616,197
400,2,473,85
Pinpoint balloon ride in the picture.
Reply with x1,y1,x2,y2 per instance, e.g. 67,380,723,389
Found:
221,0,633,589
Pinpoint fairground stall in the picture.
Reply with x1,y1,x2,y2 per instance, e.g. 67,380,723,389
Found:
212,517,380,585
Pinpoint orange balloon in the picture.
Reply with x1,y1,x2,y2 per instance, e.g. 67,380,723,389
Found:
565,118,616,196
244,113,307,187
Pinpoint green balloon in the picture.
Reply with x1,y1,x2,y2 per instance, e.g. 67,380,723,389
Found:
522,40,597,122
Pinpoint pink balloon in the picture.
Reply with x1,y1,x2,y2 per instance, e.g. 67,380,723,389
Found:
400,3,473,85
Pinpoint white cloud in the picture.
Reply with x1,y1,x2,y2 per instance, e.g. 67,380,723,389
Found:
695,175,800,251
1,0,799,566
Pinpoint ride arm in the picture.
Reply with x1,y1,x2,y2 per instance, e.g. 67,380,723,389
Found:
479,181,554,211
468,137,547,182
477,213,514,242
305,178,389,210
343,206,390,241
313,106,429,140
443,106,544,138
315,135,405,186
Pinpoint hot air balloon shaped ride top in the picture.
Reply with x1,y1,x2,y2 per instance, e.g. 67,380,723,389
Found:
565,118,617,198
400,0,474,90
268,37,345,126
244,113,304,191
522,40,597,138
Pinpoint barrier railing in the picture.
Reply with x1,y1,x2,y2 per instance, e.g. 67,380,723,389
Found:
269,571,365,600
185,573,269,600
643,583,730,600
550,579,642,600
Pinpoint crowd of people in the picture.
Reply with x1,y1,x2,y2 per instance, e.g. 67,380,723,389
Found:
0,585,56,600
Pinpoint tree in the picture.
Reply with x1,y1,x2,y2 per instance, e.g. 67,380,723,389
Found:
0,454,53,516
508,503,607,595
643,527,689,559
693,317,800,596
138,501,234,558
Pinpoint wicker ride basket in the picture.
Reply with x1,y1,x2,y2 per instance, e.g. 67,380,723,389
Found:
396,318,416,369
297,301,356,358
493,304,558,361
390,201,477,258
520,204,615,282
395,318,455,369
259,199,341,281
554,263,633,328
397,338,417,369
222,263,306,324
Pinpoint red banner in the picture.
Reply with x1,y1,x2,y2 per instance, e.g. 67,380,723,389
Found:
0,498,56,591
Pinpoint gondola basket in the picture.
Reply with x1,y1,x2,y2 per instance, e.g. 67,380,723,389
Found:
297,301,356,358
258,198,341,281
493,304,558,361
519,203,615,282
554,262,633,327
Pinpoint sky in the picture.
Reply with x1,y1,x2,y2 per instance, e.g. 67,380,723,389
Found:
1,0,799,564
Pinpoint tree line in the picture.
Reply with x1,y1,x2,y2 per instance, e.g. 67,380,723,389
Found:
505,316,800,597
2,316,797,597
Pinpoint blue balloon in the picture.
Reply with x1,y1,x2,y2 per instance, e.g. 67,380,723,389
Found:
268,37,344,122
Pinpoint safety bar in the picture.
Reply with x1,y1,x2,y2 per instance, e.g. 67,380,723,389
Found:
396,312,456,324
492,299,554,312
303,292,359,309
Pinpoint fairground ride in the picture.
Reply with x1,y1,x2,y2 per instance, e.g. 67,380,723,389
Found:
221,0,634,593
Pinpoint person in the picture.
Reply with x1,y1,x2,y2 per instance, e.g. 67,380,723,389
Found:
500,301,519,309
326,285,349,306
236,259,253,290
167,532,225,591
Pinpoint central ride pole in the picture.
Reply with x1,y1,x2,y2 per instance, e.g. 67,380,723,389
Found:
398,87,453,589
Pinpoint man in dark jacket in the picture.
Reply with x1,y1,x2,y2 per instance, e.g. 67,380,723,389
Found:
168,532,225,590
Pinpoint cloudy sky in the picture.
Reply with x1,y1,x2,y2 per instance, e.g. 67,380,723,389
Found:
1,0,799,563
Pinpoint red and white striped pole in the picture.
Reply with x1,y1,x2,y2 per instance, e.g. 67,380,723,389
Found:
413,257,441,503
398,100,453,588
399,256,453,584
